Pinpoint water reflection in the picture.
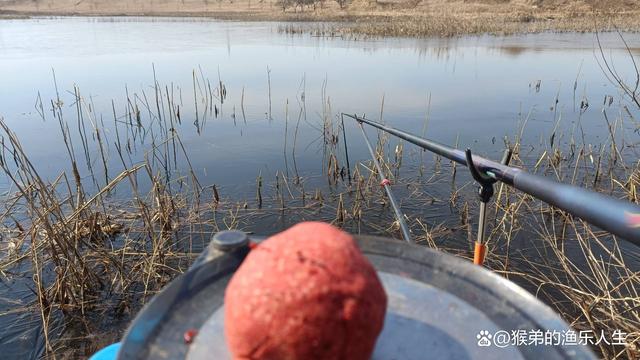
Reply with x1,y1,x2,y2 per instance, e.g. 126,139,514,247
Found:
0,18,638,195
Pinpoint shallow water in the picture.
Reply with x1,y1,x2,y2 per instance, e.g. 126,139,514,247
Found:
1,18,639,192
0,17,639,358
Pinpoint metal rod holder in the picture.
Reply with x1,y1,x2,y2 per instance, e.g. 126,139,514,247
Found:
466,148,512,265
343,113,640,246
357,119,413,244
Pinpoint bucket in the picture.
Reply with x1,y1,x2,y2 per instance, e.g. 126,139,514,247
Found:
116,231,595,360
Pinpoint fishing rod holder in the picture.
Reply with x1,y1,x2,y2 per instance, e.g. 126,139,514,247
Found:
342,113,640,248
355,117,413,244
465,149,496,203
465,148,512,266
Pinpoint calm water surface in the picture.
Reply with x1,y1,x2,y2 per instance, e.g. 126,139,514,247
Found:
1,17,639,358
1,17,638,193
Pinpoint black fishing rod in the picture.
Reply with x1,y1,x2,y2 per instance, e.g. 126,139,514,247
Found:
356,120,413,244
343,113,640,247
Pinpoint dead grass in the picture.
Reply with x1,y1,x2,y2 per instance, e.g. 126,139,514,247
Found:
2,0,640,37
0,44,638,358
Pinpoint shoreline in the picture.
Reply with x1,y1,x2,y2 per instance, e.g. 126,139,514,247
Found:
2,1,640,37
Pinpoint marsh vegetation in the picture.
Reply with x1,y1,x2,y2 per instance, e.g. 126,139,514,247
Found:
0,17,638,359
2,0,640,37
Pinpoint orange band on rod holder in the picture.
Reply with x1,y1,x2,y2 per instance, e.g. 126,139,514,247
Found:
473,242,486,265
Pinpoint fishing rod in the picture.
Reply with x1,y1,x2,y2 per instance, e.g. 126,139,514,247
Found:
356,120,413,244
343,113,640,248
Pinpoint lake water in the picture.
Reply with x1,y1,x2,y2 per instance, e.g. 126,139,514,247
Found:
1,17,639,358
1,17,639,243
1,17,639,193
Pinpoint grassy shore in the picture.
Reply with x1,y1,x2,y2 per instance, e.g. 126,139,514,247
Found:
2,0,640,37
